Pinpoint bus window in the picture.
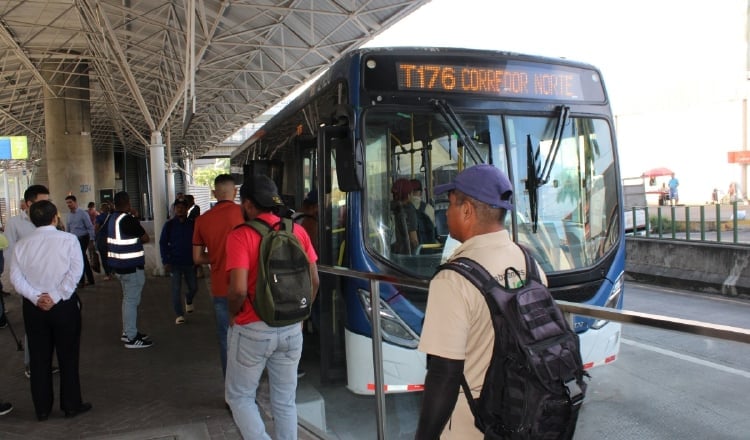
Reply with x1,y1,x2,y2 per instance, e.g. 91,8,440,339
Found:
507,116,617,272
364,110,617,276
364,110,501,277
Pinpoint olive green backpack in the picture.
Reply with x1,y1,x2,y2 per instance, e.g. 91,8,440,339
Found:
246,217,313,326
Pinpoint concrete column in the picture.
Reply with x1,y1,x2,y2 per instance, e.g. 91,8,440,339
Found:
165,130,175,207
42,62,96,208
150,131,167,275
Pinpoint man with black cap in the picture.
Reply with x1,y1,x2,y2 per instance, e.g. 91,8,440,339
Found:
224,175,319,439
159,198,197,325
415,164,547,439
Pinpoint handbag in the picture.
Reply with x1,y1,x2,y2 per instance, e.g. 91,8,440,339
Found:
89,247,101,273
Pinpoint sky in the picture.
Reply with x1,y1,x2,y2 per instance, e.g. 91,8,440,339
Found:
363,0,749,204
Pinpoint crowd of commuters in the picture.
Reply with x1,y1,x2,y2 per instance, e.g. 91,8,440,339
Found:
0,166,524,438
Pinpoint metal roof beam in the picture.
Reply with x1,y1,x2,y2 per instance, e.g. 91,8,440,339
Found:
158,0,230,131
0,18,56,98
95,1,156,131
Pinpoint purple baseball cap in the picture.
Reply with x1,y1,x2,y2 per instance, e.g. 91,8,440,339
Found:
434,164,514,210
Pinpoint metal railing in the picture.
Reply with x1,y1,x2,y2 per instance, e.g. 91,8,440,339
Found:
627,201,749,244
316,264,750,440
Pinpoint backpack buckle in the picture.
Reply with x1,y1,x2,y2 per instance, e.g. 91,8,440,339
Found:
564,378,584,406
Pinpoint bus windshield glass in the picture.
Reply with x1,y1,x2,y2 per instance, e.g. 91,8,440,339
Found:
363,109,618,278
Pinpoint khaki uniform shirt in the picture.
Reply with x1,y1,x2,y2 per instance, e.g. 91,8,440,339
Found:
418,230,547,439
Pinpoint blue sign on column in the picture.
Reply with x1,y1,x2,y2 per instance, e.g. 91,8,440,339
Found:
0,138,11,159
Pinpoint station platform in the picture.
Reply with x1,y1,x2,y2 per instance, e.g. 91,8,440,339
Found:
0,271,320,440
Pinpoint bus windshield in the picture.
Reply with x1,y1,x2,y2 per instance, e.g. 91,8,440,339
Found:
363,108,618,278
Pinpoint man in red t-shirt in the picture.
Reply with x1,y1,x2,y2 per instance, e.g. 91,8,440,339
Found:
192,174,244,377
225,175,319,439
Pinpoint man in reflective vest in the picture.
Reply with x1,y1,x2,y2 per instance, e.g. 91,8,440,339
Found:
107,191,153,349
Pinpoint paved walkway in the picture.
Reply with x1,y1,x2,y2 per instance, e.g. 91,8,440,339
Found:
0,272,320,439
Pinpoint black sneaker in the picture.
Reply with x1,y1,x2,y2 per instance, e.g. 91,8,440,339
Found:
120,332,150,343
124,335,153,349
0,315,7,329
0,401,13,416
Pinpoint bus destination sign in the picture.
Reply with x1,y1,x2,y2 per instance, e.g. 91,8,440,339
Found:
396,62,587,100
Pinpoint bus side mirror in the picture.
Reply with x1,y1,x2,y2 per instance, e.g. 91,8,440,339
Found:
320,125,362,192
335,138,363,192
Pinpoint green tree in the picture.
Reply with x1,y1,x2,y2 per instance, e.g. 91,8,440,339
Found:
193,158,229,186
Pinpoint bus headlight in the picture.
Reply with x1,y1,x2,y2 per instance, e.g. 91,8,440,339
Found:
590,271,623,330
357,289,420,349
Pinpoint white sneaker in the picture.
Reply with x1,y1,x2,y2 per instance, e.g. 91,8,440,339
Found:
185,303,194,313
175,316,185,325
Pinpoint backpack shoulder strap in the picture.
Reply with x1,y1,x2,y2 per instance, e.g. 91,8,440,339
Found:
518,245,541,283
436,257,507,421
438,257,497,298
244,217,297,238
243,217,272,235
278,216,294,232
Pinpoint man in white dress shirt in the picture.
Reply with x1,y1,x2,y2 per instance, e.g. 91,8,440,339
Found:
5,184,50,378
10,200,92,422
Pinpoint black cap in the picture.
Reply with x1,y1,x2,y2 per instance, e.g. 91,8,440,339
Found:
240,175,284,208
173,198,188,206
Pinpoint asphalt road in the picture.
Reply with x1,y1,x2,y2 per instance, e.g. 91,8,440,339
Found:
574,282,750,439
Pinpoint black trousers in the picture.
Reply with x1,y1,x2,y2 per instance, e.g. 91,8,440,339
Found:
23,294,83,416
77,236,95,284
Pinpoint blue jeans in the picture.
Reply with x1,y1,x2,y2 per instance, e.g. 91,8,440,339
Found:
225,320,302,440
170,264,197,316
212,297,229,376
117,269,145,340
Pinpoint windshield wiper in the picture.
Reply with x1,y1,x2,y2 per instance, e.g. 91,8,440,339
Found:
539,105,569,185
526,134,540,232
431,99,483,164
526,105,570,233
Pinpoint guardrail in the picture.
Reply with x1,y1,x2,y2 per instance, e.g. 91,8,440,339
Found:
317,264,750,440
627,201,749,244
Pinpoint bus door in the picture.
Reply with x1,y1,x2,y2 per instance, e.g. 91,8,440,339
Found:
315,126,350,384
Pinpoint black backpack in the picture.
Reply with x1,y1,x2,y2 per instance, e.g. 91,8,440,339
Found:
438,248,588,440
245,217,313,327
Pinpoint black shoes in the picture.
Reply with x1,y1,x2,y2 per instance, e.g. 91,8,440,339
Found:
35,401,92,420
64,402,92,418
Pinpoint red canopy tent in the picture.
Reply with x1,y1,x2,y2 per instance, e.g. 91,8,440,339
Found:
641,167,674,178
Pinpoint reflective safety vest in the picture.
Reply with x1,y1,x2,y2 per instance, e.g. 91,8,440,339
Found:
107,212,145,270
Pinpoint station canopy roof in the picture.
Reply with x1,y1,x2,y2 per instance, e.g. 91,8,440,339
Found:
0,0,428,166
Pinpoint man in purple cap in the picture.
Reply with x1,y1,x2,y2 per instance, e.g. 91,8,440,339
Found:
415,164,547,439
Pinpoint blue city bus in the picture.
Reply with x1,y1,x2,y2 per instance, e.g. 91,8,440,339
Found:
232,47,623,397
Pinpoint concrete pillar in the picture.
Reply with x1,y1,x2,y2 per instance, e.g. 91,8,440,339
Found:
165,130,175,207
150,131,167,275
42,62,96,208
